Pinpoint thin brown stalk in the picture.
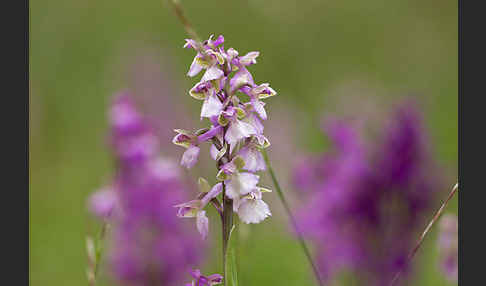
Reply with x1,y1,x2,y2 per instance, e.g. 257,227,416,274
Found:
389,182,459,286
168,0,201,43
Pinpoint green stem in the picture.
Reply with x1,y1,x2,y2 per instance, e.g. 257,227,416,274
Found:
94,221,108,278
389,182,459,286
88,221,109,286
261,149,324,286
222,183,234,286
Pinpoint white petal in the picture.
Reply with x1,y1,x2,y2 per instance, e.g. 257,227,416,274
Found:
200,93,223,118
225,172,259,199
252,100,267,120
201,66,224,82
244,113,264,135
237,199,271,224
210,144,219,160
224,119,257,146
239,51,260,66
187,56,204,77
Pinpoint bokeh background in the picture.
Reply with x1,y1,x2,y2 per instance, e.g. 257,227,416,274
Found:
30,0,457,285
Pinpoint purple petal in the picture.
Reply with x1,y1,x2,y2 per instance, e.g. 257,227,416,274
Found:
201,183,223,205
213,35,224,46
207,274,224,284
191,269,202,279
198,125,223,142
174,200,202,218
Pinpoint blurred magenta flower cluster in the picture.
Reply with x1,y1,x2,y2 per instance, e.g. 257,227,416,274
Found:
294,102,443,285
89,92,203,286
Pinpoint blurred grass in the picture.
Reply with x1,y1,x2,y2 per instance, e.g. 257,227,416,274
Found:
30,0,457,285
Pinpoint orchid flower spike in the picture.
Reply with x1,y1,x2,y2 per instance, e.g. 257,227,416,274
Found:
174,34,276,237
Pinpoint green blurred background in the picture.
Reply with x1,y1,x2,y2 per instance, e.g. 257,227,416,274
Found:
30,0,457,285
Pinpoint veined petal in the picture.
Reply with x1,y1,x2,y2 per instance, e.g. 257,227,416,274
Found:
225,172,259,199
196,210,209,239
252,99,267,120
201,66,224,83
237,198,271,224
181,145,200,169
225,119,257,146
238,145,266,172
200,93,223,119
243,113,264,135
